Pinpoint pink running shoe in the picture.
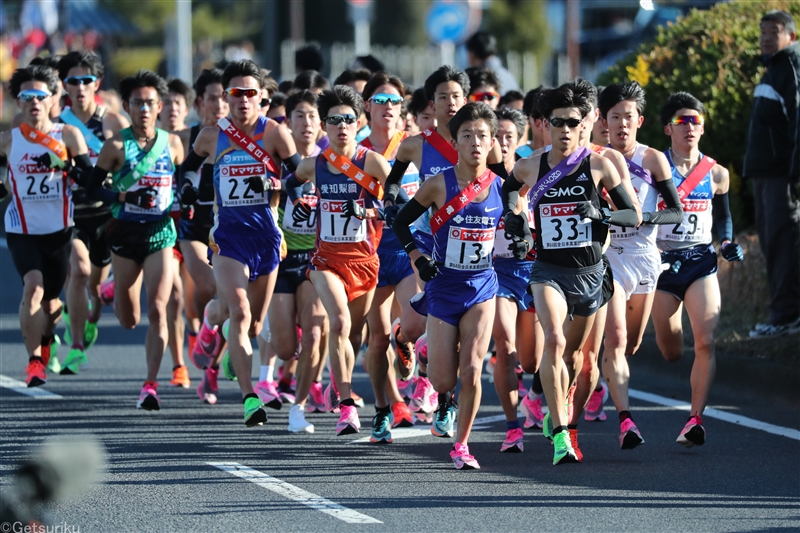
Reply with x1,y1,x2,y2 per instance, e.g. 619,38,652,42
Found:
324,381,341,413
191,317,221,370
409,376,436,414
99,278,115,306
306,382,325,413
450,442,480,470
397,376,416,401
520,394,544,429
584,382,609,422
414,333,428,365
136,381,160,411
255,380,283,410
336,404,360,436
676,415,704,448
500,427,524,453
197,367,219,405
620,418,645,449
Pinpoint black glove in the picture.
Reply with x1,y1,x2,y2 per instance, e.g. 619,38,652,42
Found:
343,199,367,219
32,152,66,170
0,182,7,200
414,255,439,282
180,185,199,207
292,200,313,223
503,212,527,240
124,187,157,209
575,201,603,221
67,165,89,187
721,242,744,262
508,226,534,261
245,176,266,194
383,204,401,228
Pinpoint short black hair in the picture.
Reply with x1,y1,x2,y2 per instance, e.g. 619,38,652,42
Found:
537,84,593,121
29,54,61,70
466,66,500,94
498,90,524,108
221,59,263,90
494,107,527,140
564,77,598,110
317,85,364,120
167,78,194,104
193,68,223,104
423,65,470,102
9,65,60,98
465,31,497,61
262,72,279,98
598,82,646,119
522,86,550,119
334,68,372,88
408,87,430,117
278,80,294,94
352,55,385,74
270,92,286,109
295,45,323,72
362,71,405,101
448,102,499,139
119,69,169,102
660,92,707,126
762,9,796,34
57,51,104,80
285,89,318,115
294,70,330,92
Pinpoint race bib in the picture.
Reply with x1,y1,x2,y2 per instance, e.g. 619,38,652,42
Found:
283,195,318,235
539,202,592,249
444,226,494,270
16,162,63,203
218,163,270,208
124,174,172,215
660,199,711,242
609,224,641,240
319,199,366,243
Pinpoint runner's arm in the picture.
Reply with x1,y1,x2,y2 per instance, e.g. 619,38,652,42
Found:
641,179,683,225
383,159,410,205
177,150,205,205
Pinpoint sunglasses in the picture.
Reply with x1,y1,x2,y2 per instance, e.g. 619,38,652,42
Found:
548,117,582,128
370,93,403,106
323,114,358,126
18,90,51,102
671,115,704,126
260,98,271,108
273,116,286,124
469,91,499,102
226,87,260,99
64,75,98,86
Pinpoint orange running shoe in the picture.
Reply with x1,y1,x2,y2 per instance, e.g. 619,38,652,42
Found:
25,358,47,387
569,428,583,462
170,365,190,388
187,332,197,360
391,401,414,428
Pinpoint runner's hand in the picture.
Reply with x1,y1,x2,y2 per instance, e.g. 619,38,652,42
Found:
292,200,313,223
124,187,157,209
503,212,527,240
245,176,266,194
508,228,534,261
32,152,66,170
343,199,367,219
414,256,439,282
575,202,602,221
721,242,744,262
180,185,199,207
383,204,401,228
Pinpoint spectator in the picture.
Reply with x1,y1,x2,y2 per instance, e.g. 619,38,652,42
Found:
744,10,800,338
465,30,520,95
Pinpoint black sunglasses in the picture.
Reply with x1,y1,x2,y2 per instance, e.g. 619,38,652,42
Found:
323,114,357,126
548,117,582,128
64,75,98,86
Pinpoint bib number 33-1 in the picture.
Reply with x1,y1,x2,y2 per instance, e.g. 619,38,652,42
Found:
320,199,366,243
445,226,494,270
540,203,592,249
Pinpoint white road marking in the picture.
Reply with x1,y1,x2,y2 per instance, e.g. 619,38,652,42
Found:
348,412,512,444
0,374,63,399
207,462,382,524
629,389,800,441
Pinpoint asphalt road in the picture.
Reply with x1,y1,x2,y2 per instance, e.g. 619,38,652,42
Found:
1,243,798,533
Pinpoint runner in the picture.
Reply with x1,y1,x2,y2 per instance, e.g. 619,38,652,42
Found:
652,92,744,447
179,59,299,425
55,51,128,375
597,81,683,449
591,85,609,146
85,70,185,409
287,85,392,435
502,83,639,464
0,65,91,387
465,67,501,110
407,87,436,134
517,86,551,159
392,102,503,469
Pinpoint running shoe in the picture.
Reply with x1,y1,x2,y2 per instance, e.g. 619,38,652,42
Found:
137,382,160,411
566,384,576,424
243,397,267,427
552,430,579,465
25,358,46,387
431,398,456,438
170,365,191,388
307,382,326,413
83,320,99,351
397,376,416,401
42,335,61,373
191,319,221,369
520,394,544,429
409,376,436,414
450,442,480,470
255,380,283,410
749,317,800,338
221,350,237,381
415,333,428,365
59,347,87,375
287,404,314,434
569,428,583,462
351,389,365,408
391,401,414,428
542,412,554,441
485,354,497,377
416,412,433,424
324,382,340,413
336,405,361,436
500,427,524,453
277,380,296,405
197,367,218,405
584,382,609,422
516,369,527,399
370,409,394,443
187,332,197,361
63,309,72,346
99,278,115,306
391,318,416,379
676,415,705,448
620,418,645,449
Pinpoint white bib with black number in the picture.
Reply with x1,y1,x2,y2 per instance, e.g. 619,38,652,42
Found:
283,195,318,235
218,163,269,207
319,199,366,243
539,202,592,249
444,226,494,270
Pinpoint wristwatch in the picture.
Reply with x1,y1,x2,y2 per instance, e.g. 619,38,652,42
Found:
601,207,613,224
641,212,651,224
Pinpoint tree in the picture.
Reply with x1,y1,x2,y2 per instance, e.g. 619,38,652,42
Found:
483,0,549,62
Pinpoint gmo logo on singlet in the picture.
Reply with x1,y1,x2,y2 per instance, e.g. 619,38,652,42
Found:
545,185,585,198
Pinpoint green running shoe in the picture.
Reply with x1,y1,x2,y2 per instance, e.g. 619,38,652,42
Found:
84,320,99,350
243,397,267,427
542,412,554,441
552,430,579,465
221,350,237,381
63,310,72,346
44,335,61,373
60,348,88,375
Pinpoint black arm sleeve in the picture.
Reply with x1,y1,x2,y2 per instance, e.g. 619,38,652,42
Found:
179,150,205,189
73,153,92,170
284,172,308,204
384,159,411,203
502,173,523,214
606,185,640,227
392,198,428,254
281,153,302,174
86,166,118,203
644,178,683,225
488,161,509,181
711,192,734,243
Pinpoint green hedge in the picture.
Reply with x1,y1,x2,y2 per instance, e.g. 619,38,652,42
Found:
597,0,800,230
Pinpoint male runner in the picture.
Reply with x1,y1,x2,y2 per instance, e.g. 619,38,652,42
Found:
465,67,501,110
517,86,551,159
653,92,743,447
86,70,184,409
1,65,90,387
503,84,639,464
407,88,436,134
56,51,128,375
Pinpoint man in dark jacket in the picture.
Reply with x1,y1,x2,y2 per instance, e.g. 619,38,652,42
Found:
744,10,800,337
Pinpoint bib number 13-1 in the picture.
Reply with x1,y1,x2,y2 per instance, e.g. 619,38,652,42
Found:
445,226,494,270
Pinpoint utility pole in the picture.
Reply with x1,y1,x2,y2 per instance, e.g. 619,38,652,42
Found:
566,0,580,79
175,0,192,82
